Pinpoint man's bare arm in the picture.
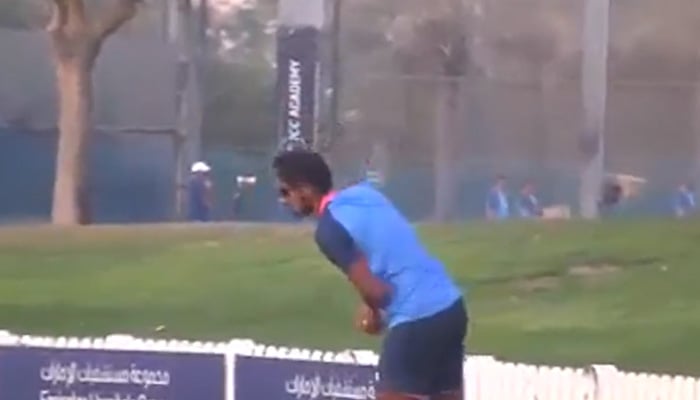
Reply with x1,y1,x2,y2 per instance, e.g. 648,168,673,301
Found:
345,257,391,310
315,213,390,311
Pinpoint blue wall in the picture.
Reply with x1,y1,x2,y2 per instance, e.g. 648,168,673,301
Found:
0,130,680,224
0,128,175,224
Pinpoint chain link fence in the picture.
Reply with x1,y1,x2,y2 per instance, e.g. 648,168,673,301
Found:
2,0,700,223
323,0,700,220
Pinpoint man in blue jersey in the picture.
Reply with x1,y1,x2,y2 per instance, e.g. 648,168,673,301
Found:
673,182,696,218
485,175,509,220
272,150,468,400
517,182,542,219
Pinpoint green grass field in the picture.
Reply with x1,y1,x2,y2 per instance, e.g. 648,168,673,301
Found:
0,221,699,375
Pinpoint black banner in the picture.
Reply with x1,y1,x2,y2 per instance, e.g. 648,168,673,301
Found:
276,26,320,151
0,347,226,400
235,356,378,400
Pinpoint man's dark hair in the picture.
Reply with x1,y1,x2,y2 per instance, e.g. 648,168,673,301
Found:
272,150,333,194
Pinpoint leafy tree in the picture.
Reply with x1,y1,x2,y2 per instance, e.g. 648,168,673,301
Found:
383,0,470,220
202,60,276,150
201,0,277,150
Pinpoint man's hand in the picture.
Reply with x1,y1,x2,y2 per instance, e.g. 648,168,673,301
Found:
354,303,384,335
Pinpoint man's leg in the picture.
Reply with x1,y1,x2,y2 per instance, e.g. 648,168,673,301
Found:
431,301,468,400
377,322,436,400
378,301,468,400
428,347,464,400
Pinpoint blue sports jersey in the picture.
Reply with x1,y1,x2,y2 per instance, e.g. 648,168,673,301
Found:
674,189,696,215
486,188,509,219
314,183,464,328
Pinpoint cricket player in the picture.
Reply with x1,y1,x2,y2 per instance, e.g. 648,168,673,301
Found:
272,150,468,400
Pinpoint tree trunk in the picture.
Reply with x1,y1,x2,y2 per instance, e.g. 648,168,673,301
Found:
47,0,140,225
51,53,96,225
433,78,461,221
536,64,556,178
694,71,700,191
580,0,610,219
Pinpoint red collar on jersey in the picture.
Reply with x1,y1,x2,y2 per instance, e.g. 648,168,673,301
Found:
316,191,337,215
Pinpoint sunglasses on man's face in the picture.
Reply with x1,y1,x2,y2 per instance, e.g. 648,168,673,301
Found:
278,186,291,198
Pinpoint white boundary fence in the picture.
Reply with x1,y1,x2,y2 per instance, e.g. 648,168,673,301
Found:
0,330,698,399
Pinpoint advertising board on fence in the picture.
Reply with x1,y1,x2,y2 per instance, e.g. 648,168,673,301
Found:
0,347,226,400
235,355,377,400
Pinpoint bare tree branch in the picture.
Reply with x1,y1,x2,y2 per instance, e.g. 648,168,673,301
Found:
65,0,87,28
47,0,69,34
94,0,141,41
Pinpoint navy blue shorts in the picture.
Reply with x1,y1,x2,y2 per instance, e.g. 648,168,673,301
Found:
378,298,468,396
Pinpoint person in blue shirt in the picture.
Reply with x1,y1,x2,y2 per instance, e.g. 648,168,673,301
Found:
673,183,696,218
517,182,542,219
272,150,467,400
485,175,509,220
